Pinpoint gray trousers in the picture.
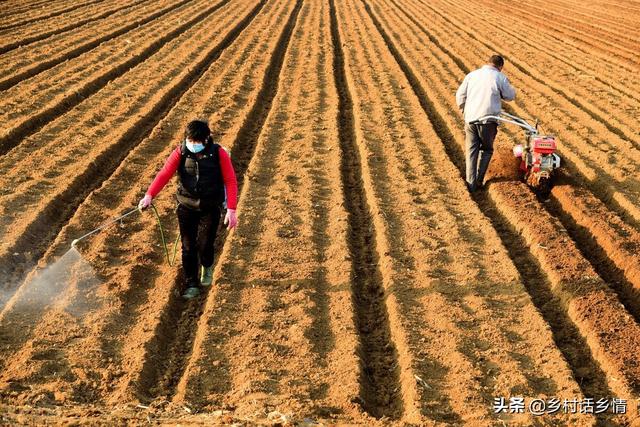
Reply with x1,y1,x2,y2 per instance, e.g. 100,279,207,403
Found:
465,122,498,191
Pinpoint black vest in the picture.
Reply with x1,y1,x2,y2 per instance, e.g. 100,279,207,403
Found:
176,138,225,211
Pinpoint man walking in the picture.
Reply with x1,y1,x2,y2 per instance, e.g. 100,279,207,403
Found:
456,54,516,192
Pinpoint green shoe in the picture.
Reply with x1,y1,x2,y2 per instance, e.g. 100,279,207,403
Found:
200,265,214,287
182,286,201,300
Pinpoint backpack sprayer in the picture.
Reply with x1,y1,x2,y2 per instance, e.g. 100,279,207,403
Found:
475,112,561,197
71,205,180,266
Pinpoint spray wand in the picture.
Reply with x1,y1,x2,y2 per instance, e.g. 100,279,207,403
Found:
71,207,140,248
70,205,180,266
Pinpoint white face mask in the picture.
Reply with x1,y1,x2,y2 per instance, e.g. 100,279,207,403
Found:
186,139,205,153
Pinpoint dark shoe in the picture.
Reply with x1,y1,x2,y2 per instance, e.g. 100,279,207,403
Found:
200,265,214,287
182,286,201,300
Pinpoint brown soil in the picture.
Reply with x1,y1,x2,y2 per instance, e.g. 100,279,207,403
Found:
0,0,106,28
1,0,639,424
0,0,150,55
486,144,521,183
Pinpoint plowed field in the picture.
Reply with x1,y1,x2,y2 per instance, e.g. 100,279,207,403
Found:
0,0,639,425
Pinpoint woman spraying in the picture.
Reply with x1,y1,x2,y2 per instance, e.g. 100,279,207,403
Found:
138,120,238,299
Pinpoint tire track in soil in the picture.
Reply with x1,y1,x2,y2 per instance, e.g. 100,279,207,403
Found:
0,0,293,407
0,0,262,312
134,0,303,403
0,0,106,31
0,0,148,55
362,0,638,422
388,0,640,226
329,0,403,420
0,0,223,156
0,0,194,92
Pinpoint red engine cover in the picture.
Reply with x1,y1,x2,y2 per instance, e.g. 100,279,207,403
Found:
531,136,556,154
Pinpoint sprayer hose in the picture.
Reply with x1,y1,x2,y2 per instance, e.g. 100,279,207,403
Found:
150,204,180,266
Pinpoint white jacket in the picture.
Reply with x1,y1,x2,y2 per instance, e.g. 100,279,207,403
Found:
456,65,516,123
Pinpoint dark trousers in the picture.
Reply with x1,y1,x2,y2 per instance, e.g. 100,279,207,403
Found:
177,204,221,286
465,122,498,191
